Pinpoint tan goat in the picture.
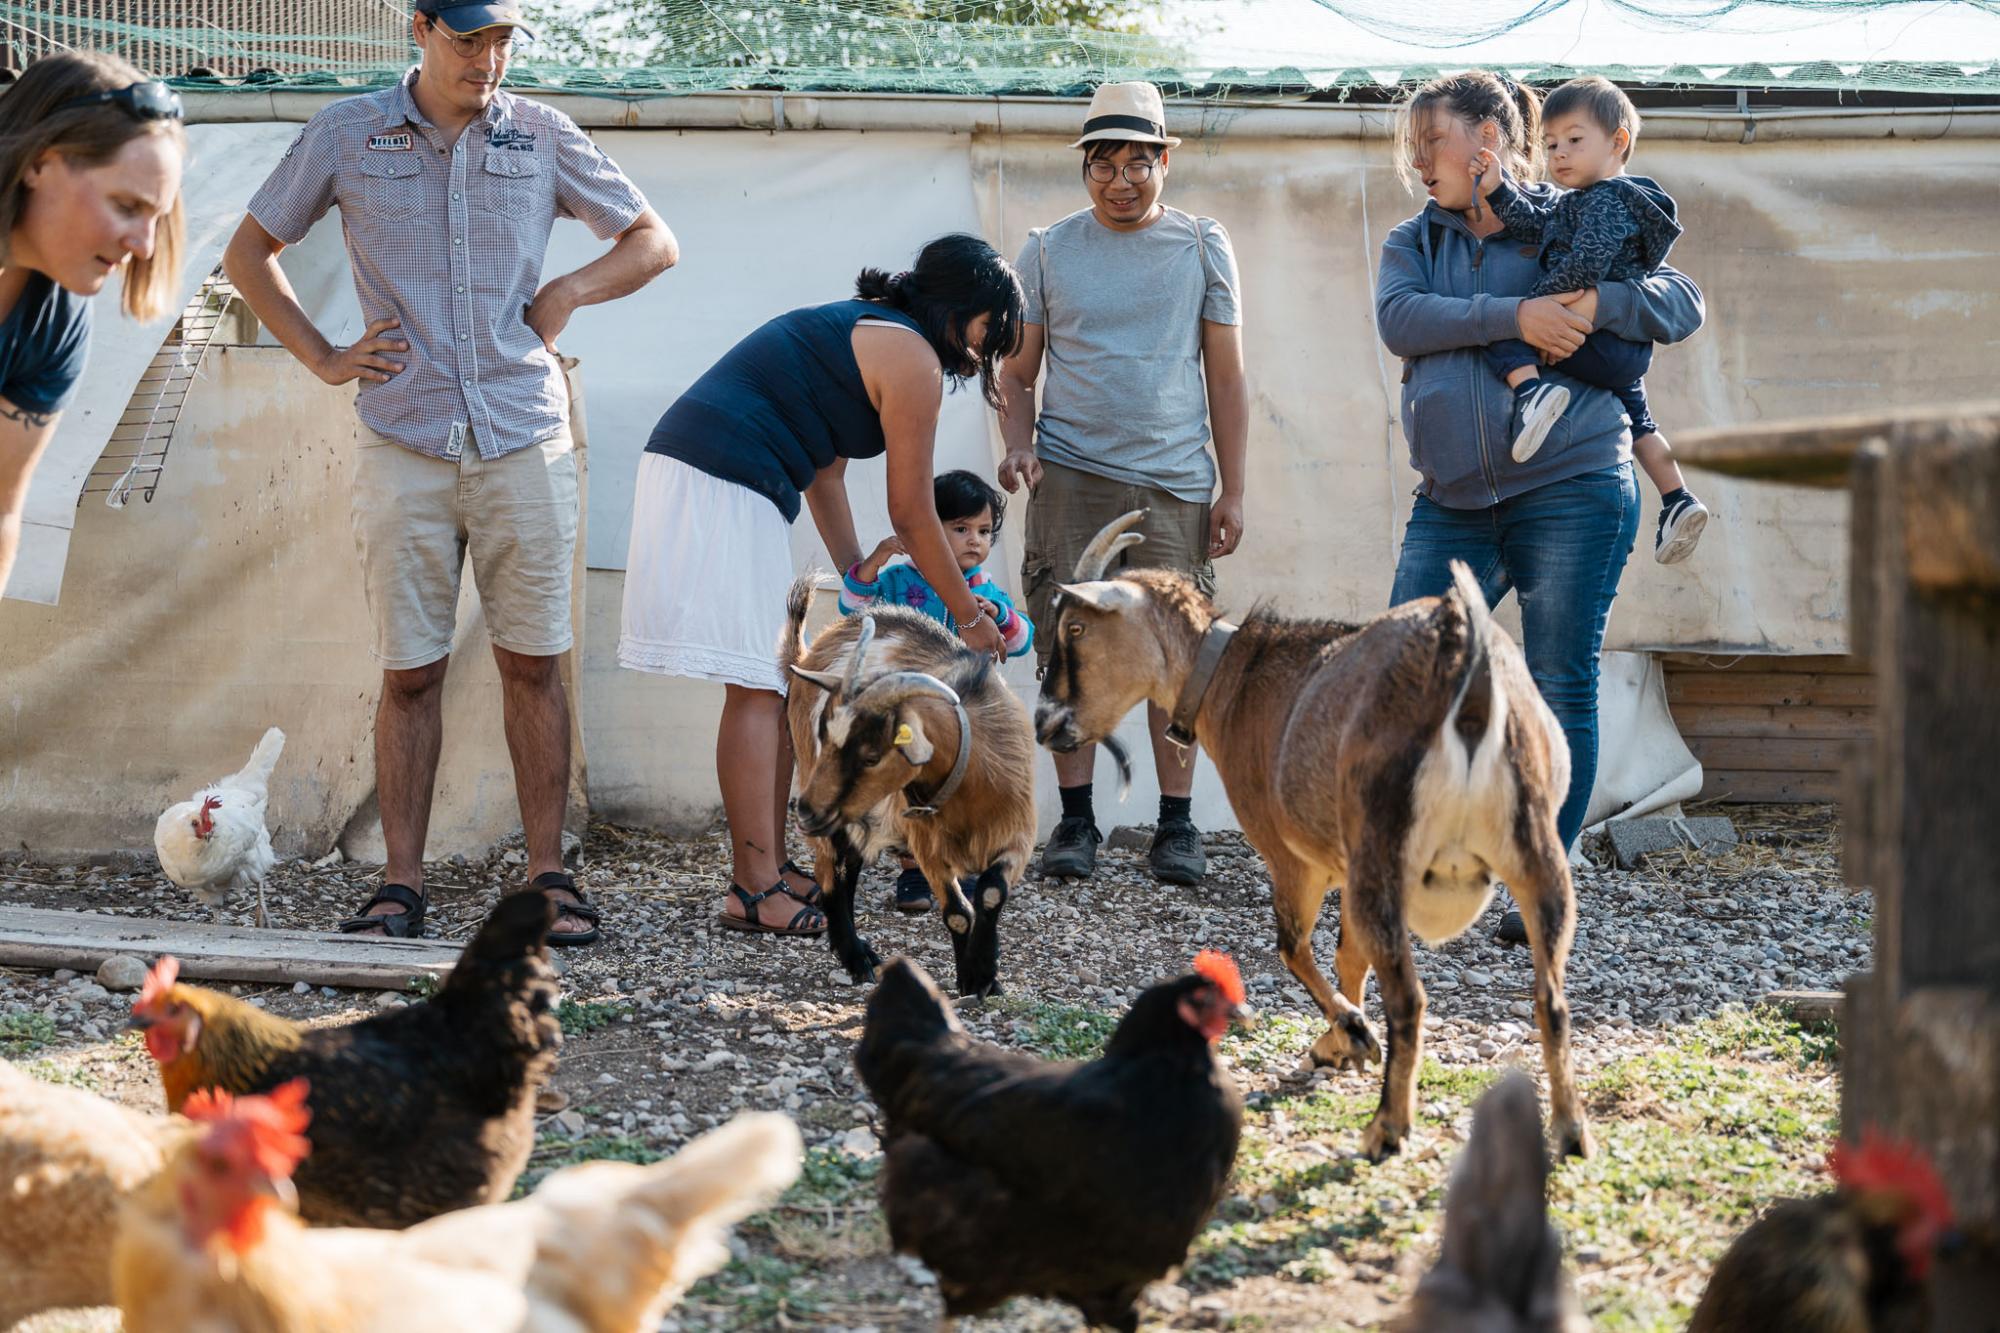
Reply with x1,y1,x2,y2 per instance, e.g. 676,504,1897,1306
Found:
781,579,1037,997
1033,512,1592,1161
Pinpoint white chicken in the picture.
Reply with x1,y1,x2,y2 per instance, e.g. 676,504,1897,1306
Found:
153,727,286,928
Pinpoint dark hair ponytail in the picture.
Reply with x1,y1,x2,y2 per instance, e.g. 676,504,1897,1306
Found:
1397,69,1544,188
854,233,1025,410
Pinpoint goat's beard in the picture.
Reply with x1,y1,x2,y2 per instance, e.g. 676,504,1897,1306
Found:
1098,733,1134,802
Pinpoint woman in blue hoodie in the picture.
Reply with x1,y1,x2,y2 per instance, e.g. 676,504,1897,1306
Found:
1374,70,1705,940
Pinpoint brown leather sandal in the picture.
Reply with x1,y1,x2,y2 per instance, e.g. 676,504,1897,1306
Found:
718,882,827,937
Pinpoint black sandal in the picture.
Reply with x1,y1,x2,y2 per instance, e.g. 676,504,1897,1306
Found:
336,882,428,938
529,871,602,948
893,865,936,915
718,882,827,937
780,858,824,907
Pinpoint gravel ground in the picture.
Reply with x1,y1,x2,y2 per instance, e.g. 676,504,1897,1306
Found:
2,802,1862,1331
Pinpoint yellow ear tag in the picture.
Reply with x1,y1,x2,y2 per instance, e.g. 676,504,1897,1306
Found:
893,723,915,748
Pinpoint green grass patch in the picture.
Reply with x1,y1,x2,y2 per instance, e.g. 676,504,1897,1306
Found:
0,1011,56,1057
513,1131,662,1197
759,1146,890,1262
685,1254,827,1329
22,1058,99,1090
556,998,633,1036
996,997,1120,1061
1178,1010,1837,1330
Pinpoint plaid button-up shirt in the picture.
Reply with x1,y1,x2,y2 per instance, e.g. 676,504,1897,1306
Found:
247,71,648,461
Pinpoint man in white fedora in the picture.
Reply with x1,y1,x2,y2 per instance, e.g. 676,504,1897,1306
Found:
997,80,1249,888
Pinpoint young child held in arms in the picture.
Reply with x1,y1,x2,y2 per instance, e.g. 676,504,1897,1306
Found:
1475,75,1712,564
840,469,1034,912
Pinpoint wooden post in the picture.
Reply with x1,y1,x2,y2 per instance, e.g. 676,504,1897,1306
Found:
1681,408,2000,1325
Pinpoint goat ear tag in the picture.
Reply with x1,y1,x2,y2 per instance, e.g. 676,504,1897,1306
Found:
893,723,915,748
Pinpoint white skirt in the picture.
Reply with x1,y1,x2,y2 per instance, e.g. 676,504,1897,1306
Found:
618,453,795,693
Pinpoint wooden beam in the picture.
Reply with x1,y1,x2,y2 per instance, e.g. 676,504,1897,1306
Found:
1675,403,2000,487
0,906,465,990
1761,989,1843,1029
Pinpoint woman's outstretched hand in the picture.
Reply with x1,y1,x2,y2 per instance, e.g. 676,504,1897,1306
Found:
1517,291,1593,361
958,610,1006,660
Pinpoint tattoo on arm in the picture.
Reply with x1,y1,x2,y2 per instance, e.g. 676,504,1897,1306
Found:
0,401,54,429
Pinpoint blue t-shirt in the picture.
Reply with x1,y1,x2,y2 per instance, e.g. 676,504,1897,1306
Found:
0,272,92,414
644,299,927,522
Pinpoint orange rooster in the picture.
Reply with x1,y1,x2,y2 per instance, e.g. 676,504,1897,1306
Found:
114,1080,804,1333
0,1057,194,1325
1690,1131,1957,1333
130,891,560,1228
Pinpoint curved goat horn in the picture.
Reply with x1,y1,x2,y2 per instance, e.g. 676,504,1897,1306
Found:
857,671,961,712
1071,509,1149,581
844,616,878,696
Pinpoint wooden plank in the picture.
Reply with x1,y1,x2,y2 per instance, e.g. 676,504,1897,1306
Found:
1685,736,1851,773
1697,768,1844,804
1668,704,1873,740
1761,989,1843,1029
1666,672,1878,707
0,906,465,990
1675,402,2000,488
1658,652,1870,675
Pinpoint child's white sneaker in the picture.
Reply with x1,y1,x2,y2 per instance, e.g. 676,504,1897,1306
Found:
1510,381,1570,463
1655,491,1709,564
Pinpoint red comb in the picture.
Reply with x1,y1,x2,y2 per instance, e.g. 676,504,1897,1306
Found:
199,795,223,812
1831,1131,1953,1222
136,956,180,1011
184,1078,313,1179
1193,950,1246,1006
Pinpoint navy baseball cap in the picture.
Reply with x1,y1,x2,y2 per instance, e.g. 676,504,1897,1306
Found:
416,0,537,39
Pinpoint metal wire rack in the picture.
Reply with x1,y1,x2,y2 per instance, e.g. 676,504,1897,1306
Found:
80,263,237,510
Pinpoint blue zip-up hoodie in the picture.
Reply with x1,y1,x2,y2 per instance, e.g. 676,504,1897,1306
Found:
1374,186,1705,510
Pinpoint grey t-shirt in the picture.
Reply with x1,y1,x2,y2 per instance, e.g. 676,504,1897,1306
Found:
1019,206,1241,502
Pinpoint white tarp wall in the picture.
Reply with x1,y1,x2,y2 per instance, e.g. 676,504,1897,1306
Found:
6,98,1995,854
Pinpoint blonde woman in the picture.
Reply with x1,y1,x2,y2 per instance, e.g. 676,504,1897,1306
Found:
0,52,186,597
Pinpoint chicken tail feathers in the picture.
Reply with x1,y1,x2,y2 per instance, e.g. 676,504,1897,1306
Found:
1397,1071,1585,1330
854,957,960,1102
440,891,556,999
222,727,287,798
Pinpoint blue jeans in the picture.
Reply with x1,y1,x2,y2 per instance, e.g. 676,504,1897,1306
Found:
1484,333,1658,438
1389,464,1640,849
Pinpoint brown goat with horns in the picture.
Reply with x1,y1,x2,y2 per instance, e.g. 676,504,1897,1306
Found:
1034,512,1592,1161
782,579,1038,997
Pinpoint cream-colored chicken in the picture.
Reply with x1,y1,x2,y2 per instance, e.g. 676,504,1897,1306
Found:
153,726,285,927
114,1081,804,1333
0,1057,194,1326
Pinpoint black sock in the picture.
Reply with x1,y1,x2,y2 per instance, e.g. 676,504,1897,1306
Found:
1059,783,1094,824
1513,379,1541,400
1160,795,1194,826
1660,486,1690,507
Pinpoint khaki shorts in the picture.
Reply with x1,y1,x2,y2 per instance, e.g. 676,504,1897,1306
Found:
1022,459,1216,666
350,428,579,669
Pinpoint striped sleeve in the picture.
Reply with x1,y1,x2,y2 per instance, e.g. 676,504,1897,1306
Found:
971,572,1035,659
839,563,885,616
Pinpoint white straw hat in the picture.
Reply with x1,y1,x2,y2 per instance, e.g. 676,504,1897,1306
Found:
1069,81,1182,149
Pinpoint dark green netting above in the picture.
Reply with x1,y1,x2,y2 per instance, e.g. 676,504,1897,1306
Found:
5,1,1998,99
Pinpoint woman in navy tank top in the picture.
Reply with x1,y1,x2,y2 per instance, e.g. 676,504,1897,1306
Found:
619,234,1025,937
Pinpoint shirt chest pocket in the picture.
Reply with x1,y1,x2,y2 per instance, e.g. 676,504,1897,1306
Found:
359,155,422,221
482,151,545,217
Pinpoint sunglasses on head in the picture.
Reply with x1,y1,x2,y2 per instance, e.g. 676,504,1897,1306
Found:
53,81,185,123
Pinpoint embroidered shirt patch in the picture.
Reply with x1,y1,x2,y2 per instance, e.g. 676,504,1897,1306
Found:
367,132,414,151
488,128,538,151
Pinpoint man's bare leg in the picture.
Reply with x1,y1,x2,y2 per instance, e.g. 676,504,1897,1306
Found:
493,644,590,936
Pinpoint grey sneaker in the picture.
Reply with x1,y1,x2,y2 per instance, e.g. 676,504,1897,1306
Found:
1040,816,1101,879
1148,819,1208,886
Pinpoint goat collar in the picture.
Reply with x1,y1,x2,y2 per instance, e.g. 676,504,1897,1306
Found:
904,697,973,819
1165,618,1239,754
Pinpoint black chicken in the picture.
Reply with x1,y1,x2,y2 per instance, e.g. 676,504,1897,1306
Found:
855,952,1249,1331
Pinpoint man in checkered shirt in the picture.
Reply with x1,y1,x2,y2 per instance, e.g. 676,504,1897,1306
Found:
224,0,675,946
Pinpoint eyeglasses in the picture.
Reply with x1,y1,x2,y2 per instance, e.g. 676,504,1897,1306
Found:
1084,159,1158,185
425,18,522,60
52,81,184,122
